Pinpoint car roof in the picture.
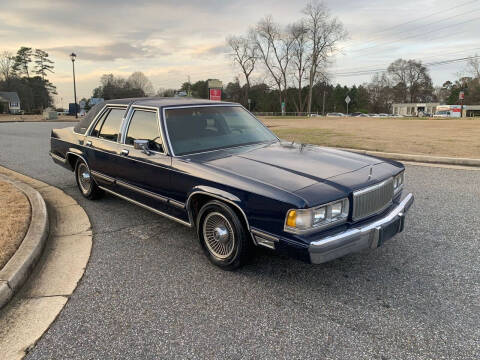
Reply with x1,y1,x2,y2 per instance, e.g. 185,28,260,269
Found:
73,97,239,135
104,97,236,109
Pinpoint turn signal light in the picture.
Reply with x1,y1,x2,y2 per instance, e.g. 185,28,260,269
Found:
286,210,296,227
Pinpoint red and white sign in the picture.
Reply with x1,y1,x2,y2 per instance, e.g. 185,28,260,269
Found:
459,91,465,100
209,88,221,101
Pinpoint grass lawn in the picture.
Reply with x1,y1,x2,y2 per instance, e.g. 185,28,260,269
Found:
262,116,480,158
0,181,31,269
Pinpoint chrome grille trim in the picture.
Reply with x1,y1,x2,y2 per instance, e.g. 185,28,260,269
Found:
352,178,394,221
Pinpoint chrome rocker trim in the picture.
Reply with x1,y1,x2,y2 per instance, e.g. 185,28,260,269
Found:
309,193,414,264
98,186,192,227
49,152,67,164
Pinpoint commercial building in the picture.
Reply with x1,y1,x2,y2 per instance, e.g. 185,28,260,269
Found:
392,102,440,116
464,105,480,117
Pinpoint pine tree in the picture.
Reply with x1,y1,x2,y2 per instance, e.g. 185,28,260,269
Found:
13,47,33,78
34,49,54,80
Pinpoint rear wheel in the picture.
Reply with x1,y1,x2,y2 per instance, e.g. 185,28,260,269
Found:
75,159,103,200
197,200,251,270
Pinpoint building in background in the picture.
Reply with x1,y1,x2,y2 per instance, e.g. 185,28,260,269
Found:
463,105,480,117
392,102,439,116
0,91,21,114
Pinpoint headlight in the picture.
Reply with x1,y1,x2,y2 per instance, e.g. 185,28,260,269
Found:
393,171,404,194
285,198,349,233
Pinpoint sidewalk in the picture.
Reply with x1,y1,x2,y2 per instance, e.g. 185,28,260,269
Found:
0,166,92,360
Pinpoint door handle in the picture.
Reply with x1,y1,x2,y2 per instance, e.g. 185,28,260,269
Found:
120,149,129,156
86,140,92,147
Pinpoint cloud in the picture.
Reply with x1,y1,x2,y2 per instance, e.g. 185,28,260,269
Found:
47,42,167,62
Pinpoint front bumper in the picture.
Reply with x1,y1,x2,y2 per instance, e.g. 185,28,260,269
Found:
309,193,414,264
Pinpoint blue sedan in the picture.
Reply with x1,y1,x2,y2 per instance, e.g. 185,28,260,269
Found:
50,98,414,269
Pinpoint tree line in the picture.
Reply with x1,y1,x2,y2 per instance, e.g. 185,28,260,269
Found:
0,47,56,113
91,54,479,115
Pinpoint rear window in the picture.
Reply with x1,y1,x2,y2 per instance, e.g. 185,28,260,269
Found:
73,103,104,134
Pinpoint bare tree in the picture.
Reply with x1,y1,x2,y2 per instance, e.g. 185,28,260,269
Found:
253,16,295,113
289,21,309,112
466,54,480,79
0,51,15,83
303,1,347,113
227,35,257,106
387,59,433,102
127,72,155,96
368,73,394,113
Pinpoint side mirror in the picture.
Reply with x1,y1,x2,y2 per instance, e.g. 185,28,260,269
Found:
134,139,152,155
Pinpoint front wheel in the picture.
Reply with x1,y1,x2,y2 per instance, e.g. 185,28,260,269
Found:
75,159,103,200
197,200,252,270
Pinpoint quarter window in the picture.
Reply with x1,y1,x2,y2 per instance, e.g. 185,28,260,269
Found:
125,110,163,152
97,108,125,142
90,109,109,137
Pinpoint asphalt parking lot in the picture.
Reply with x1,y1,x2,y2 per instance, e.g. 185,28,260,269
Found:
0,122,479,359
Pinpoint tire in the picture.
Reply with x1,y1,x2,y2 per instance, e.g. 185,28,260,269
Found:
75,158,103,200
197,200,252,270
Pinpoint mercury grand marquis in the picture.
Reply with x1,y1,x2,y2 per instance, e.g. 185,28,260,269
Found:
50,98,414,269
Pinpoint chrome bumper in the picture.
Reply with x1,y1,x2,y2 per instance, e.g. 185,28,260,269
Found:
309,193,414,264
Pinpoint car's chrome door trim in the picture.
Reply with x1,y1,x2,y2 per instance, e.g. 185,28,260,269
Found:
90,170,115,185
98,186,191,227
169,199,185,209
116,179,168,203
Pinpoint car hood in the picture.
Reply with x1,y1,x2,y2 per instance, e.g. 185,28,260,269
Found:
194,142,385,192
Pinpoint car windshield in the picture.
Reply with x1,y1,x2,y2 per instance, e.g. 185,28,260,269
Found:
164,106,278,156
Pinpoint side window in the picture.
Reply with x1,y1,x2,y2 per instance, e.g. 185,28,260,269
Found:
98,108,125,142
125,110,163,152
90,109,110,137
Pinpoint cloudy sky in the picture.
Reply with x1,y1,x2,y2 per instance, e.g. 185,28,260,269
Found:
1,0,479,105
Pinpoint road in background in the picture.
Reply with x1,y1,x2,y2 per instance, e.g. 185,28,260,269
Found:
0,122,478,359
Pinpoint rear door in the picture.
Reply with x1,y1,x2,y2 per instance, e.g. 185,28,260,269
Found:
85,105,127,189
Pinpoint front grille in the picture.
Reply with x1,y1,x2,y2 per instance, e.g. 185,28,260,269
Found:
352,178,394,221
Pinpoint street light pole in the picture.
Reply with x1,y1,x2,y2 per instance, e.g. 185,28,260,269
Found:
70,52,77,119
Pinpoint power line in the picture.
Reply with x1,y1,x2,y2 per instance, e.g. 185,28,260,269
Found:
339,0,478,48
332,55,480,77
332,46,480,74
343,16,480,56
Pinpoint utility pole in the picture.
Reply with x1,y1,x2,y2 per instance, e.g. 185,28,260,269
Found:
70,53,78,119
187,75,191,97
322,89,326,116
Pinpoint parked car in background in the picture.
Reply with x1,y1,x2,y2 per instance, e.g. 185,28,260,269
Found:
326,112,345,117
351,112,368,117
50,98,414,270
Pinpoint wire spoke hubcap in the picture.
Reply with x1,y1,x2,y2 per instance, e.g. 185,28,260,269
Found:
203,212,235,259
78,163,91,194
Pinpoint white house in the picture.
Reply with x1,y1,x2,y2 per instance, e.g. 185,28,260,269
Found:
0,91,21,114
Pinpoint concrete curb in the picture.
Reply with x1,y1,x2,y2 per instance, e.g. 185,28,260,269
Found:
0,175,49,309
0,166,92,360
339,148,480,167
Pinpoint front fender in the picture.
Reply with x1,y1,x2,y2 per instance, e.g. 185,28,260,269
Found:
186,186,248,231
